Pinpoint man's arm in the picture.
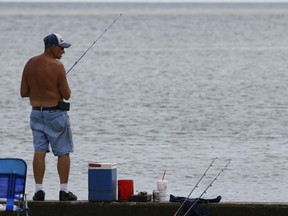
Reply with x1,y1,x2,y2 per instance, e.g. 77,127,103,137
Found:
20,65,30,98
58,64,71,100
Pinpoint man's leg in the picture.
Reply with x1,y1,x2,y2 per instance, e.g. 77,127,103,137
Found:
32,151,46,201
57,153,70,184
33,151,46,184
58,153,77,201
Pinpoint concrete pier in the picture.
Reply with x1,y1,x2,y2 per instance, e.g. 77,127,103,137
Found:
1,201,288,216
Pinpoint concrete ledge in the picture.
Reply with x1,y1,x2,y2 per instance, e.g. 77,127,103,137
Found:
1,201,288,216
210,202,288,216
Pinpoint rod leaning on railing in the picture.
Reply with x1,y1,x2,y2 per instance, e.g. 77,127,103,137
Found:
174,157,218,216
182,159,231,216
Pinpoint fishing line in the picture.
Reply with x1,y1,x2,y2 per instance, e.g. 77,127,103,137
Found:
174,157,218,216
66,13,123,75
183,159,231,216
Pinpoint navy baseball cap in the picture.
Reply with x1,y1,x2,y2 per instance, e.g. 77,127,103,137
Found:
43,33,71,48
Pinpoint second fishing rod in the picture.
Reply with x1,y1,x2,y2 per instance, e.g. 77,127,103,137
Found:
182,160,231,216
173,157,218,216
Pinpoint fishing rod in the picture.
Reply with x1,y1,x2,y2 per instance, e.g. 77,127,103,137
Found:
174,157,218,216
183,159,231,216
66,13,123,75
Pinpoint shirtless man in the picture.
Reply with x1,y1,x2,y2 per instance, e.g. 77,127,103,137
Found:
20,33,77,201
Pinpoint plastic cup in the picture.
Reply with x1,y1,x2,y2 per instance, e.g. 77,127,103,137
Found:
156,180,168,202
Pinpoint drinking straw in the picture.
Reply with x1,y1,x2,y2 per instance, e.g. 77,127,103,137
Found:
162,170,166,181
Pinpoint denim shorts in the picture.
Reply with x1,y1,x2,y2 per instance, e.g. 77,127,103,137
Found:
30,109,74,156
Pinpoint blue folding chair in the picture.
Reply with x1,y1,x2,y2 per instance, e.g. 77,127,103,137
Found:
0,158,29,216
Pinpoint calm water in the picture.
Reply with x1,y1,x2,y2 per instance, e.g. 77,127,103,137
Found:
1,2,288,202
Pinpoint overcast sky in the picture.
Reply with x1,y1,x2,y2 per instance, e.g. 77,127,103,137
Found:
2,0,288,2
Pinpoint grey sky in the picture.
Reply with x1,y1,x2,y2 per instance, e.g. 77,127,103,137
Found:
2,0,288,2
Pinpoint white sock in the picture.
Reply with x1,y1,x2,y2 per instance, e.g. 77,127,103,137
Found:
60,183,69,192
35,184,43,192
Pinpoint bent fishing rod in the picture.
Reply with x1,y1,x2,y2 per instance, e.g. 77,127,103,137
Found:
66,13,123,75
182,159,231,216
174,157,218,216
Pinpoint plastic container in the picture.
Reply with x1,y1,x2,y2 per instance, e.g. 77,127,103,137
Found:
118,179,134,201
157,180,168,202
88,163,117,201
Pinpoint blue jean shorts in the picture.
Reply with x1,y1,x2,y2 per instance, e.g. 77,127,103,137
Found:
30,109,74,156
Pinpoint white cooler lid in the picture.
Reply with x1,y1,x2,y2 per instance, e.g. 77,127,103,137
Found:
89,162,117,169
